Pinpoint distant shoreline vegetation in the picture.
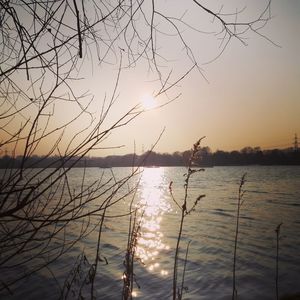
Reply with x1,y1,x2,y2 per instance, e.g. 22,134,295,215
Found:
1,147,299,169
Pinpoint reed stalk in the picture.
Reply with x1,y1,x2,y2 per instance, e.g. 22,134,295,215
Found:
232,173,247,300
275,222,283,300
170,139,205,300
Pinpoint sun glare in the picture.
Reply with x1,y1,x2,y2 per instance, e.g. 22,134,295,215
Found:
134,167,171,275
141,94,156,110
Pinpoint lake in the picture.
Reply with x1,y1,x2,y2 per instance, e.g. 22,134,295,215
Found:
1,166,300,299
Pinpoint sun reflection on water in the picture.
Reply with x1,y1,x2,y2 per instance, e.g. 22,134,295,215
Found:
135,167,171,276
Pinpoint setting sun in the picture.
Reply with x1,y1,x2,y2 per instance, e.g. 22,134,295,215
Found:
141,94,157,110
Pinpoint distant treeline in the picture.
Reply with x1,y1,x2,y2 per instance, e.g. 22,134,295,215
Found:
1,147,299,169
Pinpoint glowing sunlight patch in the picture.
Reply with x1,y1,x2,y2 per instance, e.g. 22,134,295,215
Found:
141,94,157,110
132,291,138,297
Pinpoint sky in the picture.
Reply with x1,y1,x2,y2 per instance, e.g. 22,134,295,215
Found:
92,0,299,156
2,0,300,157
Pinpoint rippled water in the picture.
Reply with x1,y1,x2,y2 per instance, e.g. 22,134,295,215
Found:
2,166,300,299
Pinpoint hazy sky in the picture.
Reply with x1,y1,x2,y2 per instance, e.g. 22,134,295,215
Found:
3,0,299,157
88,0,299,156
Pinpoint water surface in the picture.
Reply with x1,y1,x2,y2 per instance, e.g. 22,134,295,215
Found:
2,166,300,299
